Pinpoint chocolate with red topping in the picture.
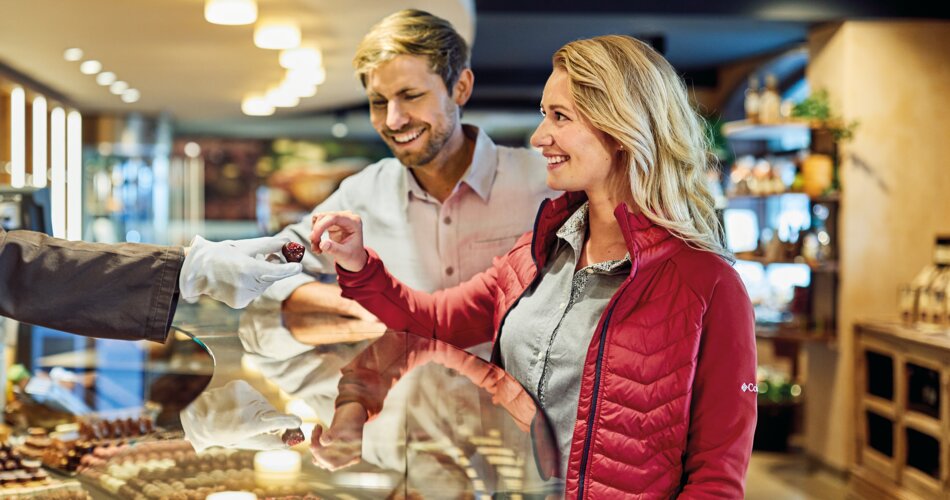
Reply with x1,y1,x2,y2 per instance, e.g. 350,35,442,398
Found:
282,242,306,263
281,428,305,446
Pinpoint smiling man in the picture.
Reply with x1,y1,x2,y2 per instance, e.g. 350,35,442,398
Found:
262,10,555,327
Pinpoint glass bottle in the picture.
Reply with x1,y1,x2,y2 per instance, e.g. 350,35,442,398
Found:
744,76,761,124
759,74,782,125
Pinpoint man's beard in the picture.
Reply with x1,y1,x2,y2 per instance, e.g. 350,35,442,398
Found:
390,104,458,168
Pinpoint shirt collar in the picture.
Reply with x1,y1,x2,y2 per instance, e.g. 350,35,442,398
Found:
555,201,631,273
461,125,497,202
403,124,497,206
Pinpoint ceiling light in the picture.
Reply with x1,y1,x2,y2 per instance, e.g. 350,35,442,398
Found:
96,71,116,86
285,66,326,85
279,46,322,69
242,94,274,116
63,48,84,61
265,87,299,108
79,60,102,75
279,79,317,98
331,122,348,138
254,21,301,50
110,81,128,95
204,0,257,25
121,89,140,103
184,142,202,158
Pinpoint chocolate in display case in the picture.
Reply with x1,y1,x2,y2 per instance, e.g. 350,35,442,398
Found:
2,301,563,499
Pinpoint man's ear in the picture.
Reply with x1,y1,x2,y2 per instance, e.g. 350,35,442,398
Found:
452,68,474,106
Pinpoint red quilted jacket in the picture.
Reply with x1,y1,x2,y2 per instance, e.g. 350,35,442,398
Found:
338,191,757,498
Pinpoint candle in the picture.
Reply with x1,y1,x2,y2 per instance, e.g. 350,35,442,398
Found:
206,493,258,500
254,449,301,486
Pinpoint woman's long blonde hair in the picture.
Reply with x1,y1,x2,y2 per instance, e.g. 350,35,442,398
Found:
554,35,730,259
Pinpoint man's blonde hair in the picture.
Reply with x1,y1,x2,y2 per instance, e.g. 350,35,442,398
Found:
353,9,470,91
553,35,730,259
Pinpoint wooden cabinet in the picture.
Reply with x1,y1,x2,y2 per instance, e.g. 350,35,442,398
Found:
852,321,950,499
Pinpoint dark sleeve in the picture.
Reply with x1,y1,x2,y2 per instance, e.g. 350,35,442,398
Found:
0,227,184,342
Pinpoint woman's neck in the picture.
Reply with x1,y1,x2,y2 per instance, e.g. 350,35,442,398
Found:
577,189,635,269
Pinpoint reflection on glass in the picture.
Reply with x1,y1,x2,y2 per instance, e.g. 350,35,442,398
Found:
4,302,561,497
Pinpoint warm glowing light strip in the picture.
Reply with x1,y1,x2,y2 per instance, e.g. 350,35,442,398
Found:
32,96,48,188
10,87,26,188
50,108,66,238
66,111,82,241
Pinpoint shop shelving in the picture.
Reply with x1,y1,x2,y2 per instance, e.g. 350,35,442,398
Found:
721,119,811,142
721,120,843,453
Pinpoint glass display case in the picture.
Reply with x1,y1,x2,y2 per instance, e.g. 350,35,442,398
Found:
1,302,562,499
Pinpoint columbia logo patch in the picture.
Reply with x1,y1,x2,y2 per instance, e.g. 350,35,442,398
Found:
741,383,759,393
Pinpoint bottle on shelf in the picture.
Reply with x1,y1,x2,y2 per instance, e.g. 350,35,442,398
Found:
744,75,761,124
801,153,834,198
758,74,782,125
900,236,950,324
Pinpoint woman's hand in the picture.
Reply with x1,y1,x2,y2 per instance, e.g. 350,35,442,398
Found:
309,402,368,471
309,211,368,272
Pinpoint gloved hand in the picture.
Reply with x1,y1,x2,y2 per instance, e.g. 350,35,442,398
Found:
179,236,303,309
181,380,303,452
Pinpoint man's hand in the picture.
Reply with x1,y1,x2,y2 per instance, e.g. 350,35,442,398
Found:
283,282,378,321
309,212,368,272
309,402,368,471
179,236,303,308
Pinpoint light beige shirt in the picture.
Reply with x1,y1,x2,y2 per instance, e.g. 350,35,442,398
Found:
266,125,557,299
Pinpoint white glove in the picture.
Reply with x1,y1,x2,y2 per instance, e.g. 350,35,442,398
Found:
179,236,303,309
181,380,303,452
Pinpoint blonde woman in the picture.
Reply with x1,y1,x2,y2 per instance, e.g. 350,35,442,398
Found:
310,35,756,498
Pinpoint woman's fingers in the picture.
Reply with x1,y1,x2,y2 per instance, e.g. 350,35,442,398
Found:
309,212,362,254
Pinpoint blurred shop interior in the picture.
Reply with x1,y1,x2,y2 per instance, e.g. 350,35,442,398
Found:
1,0,950,498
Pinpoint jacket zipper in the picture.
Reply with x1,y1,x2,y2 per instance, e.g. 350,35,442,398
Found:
576,300,617,499
577,206,637,498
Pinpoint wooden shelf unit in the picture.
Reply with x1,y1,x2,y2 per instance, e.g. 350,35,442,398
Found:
852,321,950,499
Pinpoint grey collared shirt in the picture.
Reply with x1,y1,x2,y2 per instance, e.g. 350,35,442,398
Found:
498,202,630,473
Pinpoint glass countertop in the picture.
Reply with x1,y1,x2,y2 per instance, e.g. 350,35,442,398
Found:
4,299,562,499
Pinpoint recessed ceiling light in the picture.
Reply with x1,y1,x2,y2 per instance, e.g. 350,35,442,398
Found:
183,142,202,158
79,60,102,75
204,0,257,25
331,122,348,138
96,72,116,86
279,79,317,98
265,87,299,108
110,81,129,95
121,89,140,103
279,46,322,69
63,48,84,62
285,66,326,86
254,21,301,50
242,95,274,116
